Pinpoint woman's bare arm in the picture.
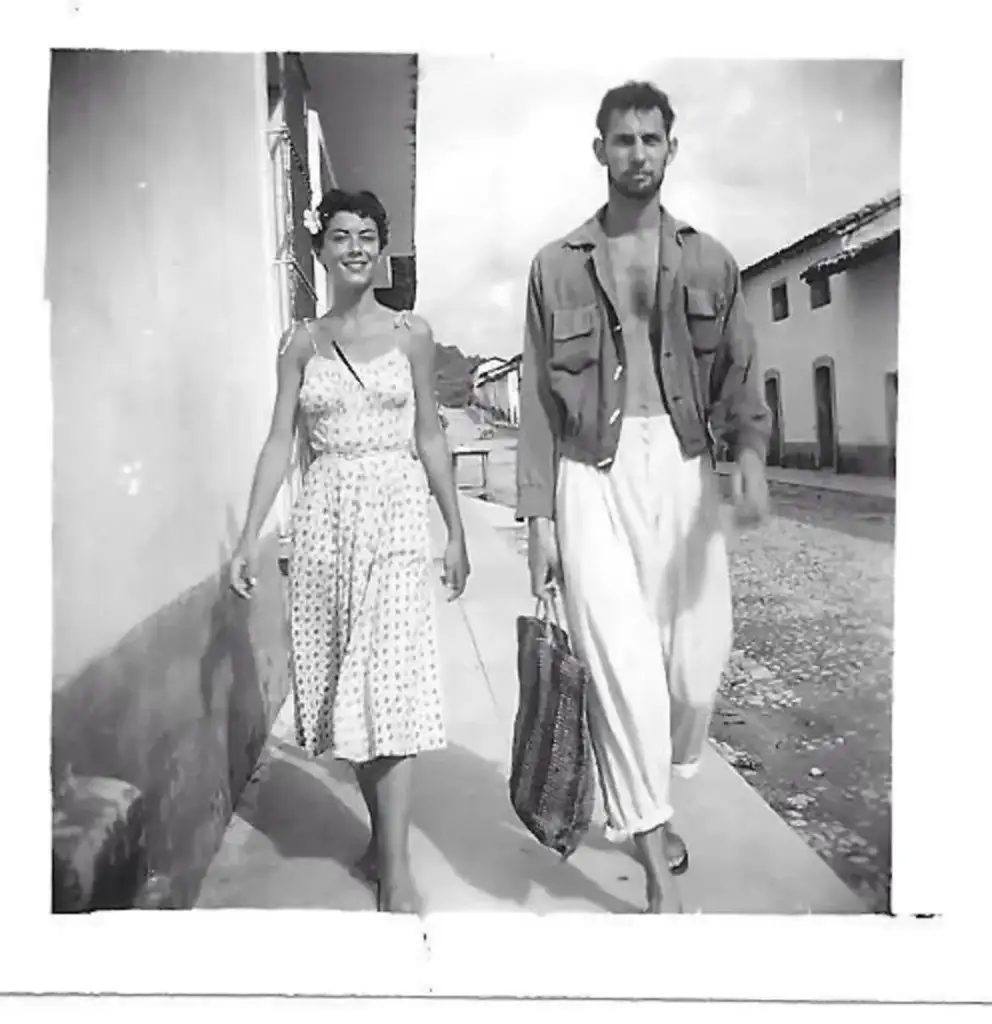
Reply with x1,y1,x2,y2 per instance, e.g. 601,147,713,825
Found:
237,324,309,546
405,316,463,542
404,315,469,598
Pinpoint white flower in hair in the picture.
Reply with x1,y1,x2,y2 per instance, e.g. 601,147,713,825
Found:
303,206,323,235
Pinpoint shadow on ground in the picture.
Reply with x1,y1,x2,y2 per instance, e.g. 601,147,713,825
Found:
412,742,640,912
239,734,639,912
235,747,370,868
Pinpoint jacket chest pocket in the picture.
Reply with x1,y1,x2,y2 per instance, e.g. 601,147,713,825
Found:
685,287,724,354
548,305,600,373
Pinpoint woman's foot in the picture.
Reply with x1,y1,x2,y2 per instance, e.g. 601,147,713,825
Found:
355,841,378,884
377,871,423,914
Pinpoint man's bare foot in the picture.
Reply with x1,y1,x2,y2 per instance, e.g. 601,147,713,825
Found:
633,823,684,913
644,871,683,914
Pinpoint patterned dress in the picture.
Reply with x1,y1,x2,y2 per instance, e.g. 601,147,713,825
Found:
288,313,445,764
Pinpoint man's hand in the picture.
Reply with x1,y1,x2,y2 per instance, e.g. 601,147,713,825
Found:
527,516,562,599
731,448,770,527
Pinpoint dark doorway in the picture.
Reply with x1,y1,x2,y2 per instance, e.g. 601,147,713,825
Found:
814,362,836,469
764,373,783,467
885,371,898,476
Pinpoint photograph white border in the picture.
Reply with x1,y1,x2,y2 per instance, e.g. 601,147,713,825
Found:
4,0,989,1006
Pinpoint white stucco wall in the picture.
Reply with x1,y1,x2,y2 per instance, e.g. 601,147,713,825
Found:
48,51,279,680
834,255,899,447
742,216,899,452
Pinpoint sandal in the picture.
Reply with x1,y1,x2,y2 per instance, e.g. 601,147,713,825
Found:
664,827,690,876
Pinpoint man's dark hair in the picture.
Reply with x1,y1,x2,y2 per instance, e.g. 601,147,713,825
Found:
311,189,390,252
596,81,676,139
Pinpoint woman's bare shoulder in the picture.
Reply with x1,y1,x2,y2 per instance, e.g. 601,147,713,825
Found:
393,311,433,358
278,320,314,364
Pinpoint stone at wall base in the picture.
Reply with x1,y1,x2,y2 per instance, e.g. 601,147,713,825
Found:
52,775,146,913
133,872,179,909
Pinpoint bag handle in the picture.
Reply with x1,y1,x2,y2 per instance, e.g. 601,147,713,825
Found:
534,586,565,627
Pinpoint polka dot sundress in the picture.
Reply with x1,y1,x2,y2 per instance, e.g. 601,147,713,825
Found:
288,313,445,764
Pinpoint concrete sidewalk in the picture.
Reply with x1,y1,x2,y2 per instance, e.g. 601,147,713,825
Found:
196,488,864,913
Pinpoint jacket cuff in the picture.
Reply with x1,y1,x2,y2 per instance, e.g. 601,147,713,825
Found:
515,485,555,522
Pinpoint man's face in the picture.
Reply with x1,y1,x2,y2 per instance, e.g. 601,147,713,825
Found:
594,106,677,200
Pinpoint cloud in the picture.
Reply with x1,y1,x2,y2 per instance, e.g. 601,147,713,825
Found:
415,57,901,358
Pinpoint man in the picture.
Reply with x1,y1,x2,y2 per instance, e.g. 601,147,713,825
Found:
515,81,771,913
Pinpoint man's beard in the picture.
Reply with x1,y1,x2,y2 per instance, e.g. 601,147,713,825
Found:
608,168,663,201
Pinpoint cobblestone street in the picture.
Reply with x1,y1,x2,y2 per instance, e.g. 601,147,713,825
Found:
455,416,893,913
714,482,893,913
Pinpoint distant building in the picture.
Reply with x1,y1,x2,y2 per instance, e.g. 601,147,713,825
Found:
471,357,506,384
742,191,900,476
473,354,523,426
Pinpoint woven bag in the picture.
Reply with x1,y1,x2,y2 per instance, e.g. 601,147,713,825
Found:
509,592,596,859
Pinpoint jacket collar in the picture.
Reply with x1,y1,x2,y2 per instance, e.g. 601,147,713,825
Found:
561,203,694,259
563,204,693,318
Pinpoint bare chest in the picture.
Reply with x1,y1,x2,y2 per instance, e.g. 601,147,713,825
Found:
607,238,660,324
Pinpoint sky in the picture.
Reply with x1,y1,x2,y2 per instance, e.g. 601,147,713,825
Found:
414,57,902,359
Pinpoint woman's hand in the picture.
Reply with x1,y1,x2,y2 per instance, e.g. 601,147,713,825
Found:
229,538,259,599
441,532,470,601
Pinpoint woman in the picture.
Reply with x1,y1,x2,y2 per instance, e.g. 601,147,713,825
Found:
229,189,470,914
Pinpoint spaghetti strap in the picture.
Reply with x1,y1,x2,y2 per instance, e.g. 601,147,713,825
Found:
278,319,298,357
302,318,319,354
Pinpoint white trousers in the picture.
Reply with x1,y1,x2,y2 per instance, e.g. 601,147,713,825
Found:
555,414,733,841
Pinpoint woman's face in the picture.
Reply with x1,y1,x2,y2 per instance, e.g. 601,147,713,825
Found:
318,211,382,289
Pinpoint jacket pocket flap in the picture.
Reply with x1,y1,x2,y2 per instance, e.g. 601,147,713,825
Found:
552,305,596,340
686,287,719,318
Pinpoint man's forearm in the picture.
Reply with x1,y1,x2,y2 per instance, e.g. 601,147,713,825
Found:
720,265,771,461
516,380,557,520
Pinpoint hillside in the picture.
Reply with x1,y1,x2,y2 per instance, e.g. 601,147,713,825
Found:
434,342,490,407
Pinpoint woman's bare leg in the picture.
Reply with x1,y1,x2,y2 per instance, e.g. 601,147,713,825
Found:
354,768,379,882
355,755,419,912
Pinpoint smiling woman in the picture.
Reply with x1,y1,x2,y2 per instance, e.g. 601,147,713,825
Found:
228,187,471,915
308,189,391,266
